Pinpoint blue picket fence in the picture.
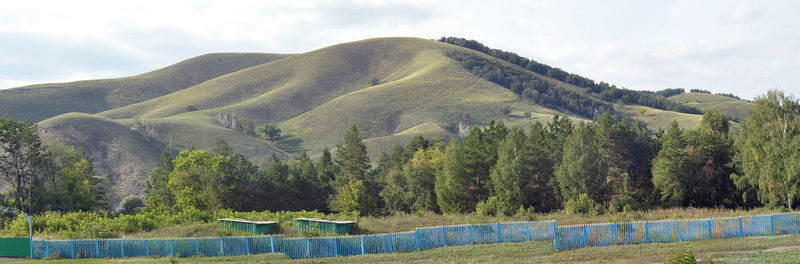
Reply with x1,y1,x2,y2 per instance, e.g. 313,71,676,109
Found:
29,213,800,259
30,220,555,260
554,213,800,251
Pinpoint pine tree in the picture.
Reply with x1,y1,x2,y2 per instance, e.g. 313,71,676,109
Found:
435,140,472,213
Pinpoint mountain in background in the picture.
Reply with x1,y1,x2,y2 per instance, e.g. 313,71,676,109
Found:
0,37,752,204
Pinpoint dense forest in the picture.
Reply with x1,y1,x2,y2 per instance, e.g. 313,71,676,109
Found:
439,37,703,115
2,90,796,220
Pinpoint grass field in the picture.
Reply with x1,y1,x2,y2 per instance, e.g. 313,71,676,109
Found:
16,233,800,263
668,92,753,121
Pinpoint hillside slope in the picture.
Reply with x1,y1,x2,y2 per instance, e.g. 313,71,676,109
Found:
38,113,164,203
5,37,735,203
669,92,753,121
0,53,289,122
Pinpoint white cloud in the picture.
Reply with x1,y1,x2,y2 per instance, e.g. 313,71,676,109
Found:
1,0,798,99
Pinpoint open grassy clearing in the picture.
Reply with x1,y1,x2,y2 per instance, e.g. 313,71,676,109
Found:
615,104,704,130
17,233,800,263
669,92,753,121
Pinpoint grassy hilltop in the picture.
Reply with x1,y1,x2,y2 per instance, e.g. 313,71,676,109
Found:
3,37,742,202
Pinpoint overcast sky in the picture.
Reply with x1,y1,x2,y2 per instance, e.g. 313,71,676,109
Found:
2,0,798,100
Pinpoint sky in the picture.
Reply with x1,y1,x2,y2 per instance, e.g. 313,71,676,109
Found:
1,0,799,100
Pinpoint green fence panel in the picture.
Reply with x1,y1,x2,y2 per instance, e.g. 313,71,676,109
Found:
0,237,31,257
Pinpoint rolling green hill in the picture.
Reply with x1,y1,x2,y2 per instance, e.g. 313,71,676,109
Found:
0,53,289,122
668,92,753,121
3,37,741,203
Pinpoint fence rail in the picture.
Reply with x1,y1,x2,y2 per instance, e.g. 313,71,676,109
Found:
29,220,555,260
554,212,800,251
22,213,800,260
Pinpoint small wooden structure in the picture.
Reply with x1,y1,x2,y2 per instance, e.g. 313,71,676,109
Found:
295,218,356,235
218,218,278,235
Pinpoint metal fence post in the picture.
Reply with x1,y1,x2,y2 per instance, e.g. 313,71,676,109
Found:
95,240,99,258
120,240,125,258
415,230,421,250
360,236,365,255
305,238,310,258
195,238,200,256
497,223,503,243
44,241,49,258
552,221,557,252
613,223,618,244
525,222,530,241
333,238,338,257
583,226,589,247
470,225,475,244
677,221,681,242
385,233,392,253
770,214,775,236
245,237,250,255
170,239,174,257
739,216,744,237
270,236,275,253
441,226,447,246
645,222,650,243
708,220,713,240
220,238,225,256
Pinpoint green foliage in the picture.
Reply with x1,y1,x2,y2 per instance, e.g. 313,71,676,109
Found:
501,105,511,115
335,124,371,185
490,128,533,216
556,122,607,205
332,179,376,217
652,121,698,207
168,149,237,210
120,196,144,215
564,193,602,215
370,77,380,86
734,89,800,209
145,149,175,209
665,251,696,264
440,37,700,115
0,114,51,212
435,140,472,213
257,123,282,141
475,196,503,216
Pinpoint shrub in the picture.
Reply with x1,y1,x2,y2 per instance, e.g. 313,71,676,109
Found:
476,196,503,217
515,206,537,221
665,251,696,264
120,196,144,214
185,105,198,112
564,193,602,215
501,105,512,115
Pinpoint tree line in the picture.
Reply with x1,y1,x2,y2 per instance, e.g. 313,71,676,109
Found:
1,90,797,218
439,37,702,115
0,116,108,213
141,89,799,216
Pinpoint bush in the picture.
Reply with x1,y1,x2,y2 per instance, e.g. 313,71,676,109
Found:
185,105,198,112
120,196,144,214
665,251,696,264
515,206,537,221
564,193,602,215
501,105,512,115
476,196,503,216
